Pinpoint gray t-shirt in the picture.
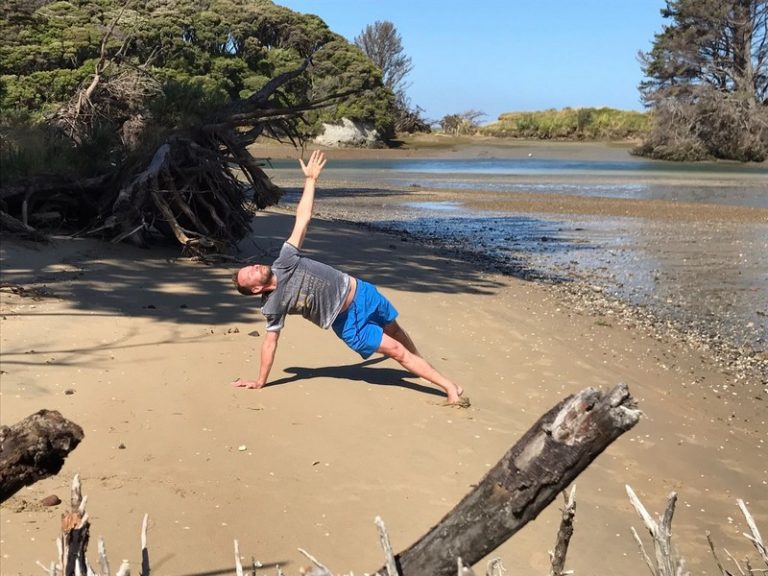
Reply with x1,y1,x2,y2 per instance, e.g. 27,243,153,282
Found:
261,242,350,332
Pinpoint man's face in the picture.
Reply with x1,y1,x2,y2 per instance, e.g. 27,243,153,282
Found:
237,264,273,294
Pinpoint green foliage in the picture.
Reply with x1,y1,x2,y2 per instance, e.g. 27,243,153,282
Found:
0,0,397,184
2,68,89,114
0,122,114,186
148,73,230,127
304,36,396,137
0,2,393,129
481,107,649,140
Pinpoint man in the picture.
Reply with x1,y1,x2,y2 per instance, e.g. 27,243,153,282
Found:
231,150,467,406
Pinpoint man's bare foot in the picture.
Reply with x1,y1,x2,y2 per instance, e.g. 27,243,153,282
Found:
443,396,471,408
444,384,469,407
444,384,464,404
231,378,264,389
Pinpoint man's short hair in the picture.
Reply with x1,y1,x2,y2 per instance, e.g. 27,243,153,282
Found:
232,270,252,296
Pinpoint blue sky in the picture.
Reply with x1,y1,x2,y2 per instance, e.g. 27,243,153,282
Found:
273,0,669,123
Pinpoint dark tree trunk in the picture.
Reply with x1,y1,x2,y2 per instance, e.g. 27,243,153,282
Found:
381,383,640,576
0,410,84,503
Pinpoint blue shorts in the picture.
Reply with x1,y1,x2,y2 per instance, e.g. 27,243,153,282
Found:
331,279,398,359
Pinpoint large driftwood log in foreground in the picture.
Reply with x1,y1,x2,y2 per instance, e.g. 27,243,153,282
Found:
0,410,84,504
384,383,640,576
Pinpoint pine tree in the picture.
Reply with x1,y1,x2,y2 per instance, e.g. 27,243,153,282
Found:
637,0,768,161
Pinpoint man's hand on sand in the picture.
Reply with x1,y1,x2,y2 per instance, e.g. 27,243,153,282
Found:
231,378,264,389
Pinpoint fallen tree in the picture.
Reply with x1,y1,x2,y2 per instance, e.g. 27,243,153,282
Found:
0,54,359,256
0,410,84,504
0,2,376,256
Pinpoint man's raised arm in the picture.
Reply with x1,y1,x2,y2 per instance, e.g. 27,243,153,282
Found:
286,150,327,249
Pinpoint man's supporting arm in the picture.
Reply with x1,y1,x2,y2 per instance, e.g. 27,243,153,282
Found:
256,330,280,387
286,150,326,249
232,330,280,389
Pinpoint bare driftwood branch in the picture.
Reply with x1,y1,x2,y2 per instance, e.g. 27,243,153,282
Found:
40,475,147,576
485,558,507,576
382,383,640,576
706,531,736,576
0,209,38,235
0,410,84,503
549,486,577,576
626,485,690,576
141,513,150,576
725,548,749,575
710,499,768,575
234,540,244,576
737,498,768,564
297,548,333,576
375,516,398,576
246,56,310,105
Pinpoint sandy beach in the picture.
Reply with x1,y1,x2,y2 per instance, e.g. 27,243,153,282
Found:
1,140,767,575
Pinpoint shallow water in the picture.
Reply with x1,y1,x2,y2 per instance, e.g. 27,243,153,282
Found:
271,156,768,207
269,157,768,353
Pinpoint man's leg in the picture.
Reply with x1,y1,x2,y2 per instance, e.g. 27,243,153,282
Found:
383,320,420,356
376,332,464,404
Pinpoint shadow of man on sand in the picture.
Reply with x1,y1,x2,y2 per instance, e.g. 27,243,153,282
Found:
265,356,444,398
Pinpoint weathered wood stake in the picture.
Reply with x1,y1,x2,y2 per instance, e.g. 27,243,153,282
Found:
549,486,577,576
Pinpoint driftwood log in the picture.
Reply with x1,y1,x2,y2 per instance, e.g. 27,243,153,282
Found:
382,383,640,576
0,410,84,504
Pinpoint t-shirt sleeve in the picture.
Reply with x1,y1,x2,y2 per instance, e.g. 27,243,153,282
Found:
261,242,298,333
272,242,300,272
264,313,285,332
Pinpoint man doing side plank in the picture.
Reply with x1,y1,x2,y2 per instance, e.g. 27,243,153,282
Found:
231,150,468,406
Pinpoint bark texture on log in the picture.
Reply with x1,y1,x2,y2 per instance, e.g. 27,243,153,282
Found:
386,383,640,576
0,410,84,503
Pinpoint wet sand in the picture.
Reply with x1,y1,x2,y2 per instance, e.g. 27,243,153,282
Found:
1,139,766,576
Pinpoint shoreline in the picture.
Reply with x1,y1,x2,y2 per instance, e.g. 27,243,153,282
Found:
249,134,768,165
273,204,768,390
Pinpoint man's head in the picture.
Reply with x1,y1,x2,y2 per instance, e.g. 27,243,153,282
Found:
232,264,275,295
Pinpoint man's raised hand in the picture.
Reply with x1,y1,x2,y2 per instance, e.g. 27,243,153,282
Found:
299,150,327,181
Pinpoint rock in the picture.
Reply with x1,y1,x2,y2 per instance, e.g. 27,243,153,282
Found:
313,118,382,148
41,494,61,507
